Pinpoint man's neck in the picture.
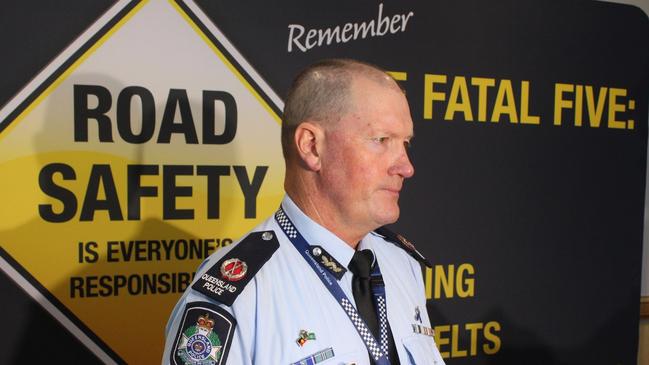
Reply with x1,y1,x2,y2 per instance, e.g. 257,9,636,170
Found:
285,189,366,250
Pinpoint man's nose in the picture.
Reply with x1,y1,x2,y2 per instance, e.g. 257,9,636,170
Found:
389,148,414,178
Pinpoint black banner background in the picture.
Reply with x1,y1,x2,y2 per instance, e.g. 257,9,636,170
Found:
1,1,648,364
196,1,649,363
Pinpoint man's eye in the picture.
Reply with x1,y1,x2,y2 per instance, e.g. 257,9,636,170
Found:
404,140,412,149
372,137,389,143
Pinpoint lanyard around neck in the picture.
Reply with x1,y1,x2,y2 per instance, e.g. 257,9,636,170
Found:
275,208,391,365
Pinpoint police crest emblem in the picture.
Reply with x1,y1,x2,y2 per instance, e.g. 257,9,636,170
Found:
172,302,236,365
177,313,222,363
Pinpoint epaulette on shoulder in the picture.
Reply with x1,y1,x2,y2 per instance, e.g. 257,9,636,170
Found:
191,230,279,306
374,226,432,268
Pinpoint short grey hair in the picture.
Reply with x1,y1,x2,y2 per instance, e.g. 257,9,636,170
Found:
281,59,396,159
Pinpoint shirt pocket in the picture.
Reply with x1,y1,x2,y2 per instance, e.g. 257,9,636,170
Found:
402,335,445,365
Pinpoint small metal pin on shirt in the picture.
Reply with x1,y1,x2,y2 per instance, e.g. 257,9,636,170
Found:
296,329,316,347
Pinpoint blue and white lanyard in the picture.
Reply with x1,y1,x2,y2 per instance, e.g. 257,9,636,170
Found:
275,208,392,365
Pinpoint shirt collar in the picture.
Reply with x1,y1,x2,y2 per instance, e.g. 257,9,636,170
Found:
281,195,375,268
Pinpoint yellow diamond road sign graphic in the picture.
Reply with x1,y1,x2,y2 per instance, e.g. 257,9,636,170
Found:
0,0,284,363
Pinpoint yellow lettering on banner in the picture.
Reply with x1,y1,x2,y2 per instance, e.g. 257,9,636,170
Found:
445,76,474,121
629,99,636,130
608,88,626,129
434,321,502,358
451,324,468,357
585,85,607,128
388,71,407,81
465,322,483,356
456,263,475,297
491,79,518,123
470,77,496,122
483,321,502,354
575,85,583,126
435,264,453,299
388,71,407,95
423,74,447,119
421,75,636,130
520,81,539,124
425,266,433,299
552,83,632,130
423,74,542,124
432,263,475,299
435,324,451,357
553,83,574,126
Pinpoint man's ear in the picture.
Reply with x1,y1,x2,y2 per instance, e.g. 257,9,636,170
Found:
294,121,323,171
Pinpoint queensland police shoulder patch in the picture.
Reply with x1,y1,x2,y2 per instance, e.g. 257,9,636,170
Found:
374,226,432,268
192,230,279,306
171,302,236,365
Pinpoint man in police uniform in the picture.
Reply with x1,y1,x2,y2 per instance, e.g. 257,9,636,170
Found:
163,59,445,365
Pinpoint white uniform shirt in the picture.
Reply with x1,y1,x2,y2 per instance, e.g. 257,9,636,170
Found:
163,196,445,365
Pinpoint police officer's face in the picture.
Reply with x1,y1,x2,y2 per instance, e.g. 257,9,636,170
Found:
320,76,414,231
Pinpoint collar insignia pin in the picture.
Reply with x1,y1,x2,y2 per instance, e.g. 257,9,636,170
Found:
296,329,316,347
321,255,342,273
397,234,416,251
309,246,346,280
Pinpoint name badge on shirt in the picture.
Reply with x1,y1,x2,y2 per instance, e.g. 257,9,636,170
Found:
412,323,435,338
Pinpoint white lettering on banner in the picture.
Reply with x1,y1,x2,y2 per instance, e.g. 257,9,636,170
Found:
287,3,414,53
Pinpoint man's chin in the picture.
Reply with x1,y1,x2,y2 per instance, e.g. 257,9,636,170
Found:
375,207,400,227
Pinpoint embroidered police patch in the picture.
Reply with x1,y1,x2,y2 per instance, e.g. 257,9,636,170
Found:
171,302,236,365
192,230,280,306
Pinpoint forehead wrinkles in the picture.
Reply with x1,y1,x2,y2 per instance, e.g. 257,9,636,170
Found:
348,81,411,131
